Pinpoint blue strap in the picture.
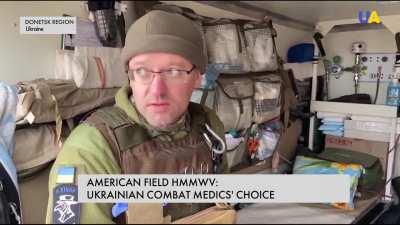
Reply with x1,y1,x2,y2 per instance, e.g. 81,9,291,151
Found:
112,203,128,218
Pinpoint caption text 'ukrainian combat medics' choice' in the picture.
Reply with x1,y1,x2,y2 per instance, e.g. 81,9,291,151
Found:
77,174,350,203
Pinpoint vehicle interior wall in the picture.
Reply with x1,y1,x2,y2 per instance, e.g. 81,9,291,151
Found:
324,28,397,105
0,1,314,85
0,1,85,84
0,1,136,85
167,2,400,106
3,1,400,223
3,1,399,102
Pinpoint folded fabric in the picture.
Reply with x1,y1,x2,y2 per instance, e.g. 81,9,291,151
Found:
318,124,344,131
0,83,17,155
0,82,19,190
293,155,363,210
323,130,344,137
322,121,344,126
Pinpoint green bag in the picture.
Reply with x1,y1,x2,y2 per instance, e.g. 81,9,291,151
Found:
317,148,384,194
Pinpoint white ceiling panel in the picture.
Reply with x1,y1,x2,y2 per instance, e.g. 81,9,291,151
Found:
161,1,400,32
243,1,400,24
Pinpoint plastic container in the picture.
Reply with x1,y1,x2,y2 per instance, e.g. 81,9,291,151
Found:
386,79,400,106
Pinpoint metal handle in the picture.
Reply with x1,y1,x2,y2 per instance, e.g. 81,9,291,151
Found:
313,32,326,57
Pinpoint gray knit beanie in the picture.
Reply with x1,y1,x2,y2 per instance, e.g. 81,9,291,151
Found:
121,10,206,73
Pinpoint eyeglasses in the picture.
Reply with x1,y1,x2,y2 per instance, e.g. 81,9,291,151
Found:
128,65,197,84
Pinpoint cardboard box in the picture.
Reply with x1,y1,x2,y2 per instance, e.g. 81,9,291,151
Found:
344,120,391,134
325,135,388,172
344,129,390,142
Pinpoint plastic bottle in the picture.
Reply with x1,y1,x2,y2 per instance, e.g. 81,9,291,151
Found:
386,79,400,106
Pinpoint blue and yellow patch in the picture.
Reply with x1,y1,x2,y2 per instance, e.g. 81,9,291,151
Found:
53,166,80,224
56,166,75,184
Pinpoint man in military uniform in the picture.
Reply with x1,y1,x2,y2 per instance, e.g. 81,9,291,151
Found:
46,9,228,224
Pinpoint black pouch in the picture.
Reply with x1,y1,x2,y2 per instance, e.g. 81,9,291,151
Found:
329,93,372,104
318,148,384,198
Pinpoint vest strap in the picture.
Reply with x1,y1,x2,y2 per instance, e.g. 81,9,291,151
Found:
84,106,151,153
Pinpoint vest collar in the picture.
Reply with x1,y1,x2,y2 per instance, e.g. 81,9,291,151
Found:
115,85,190,139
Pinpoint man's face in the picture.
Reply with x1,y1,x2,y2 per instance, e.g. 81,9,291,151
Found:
128,52,202,129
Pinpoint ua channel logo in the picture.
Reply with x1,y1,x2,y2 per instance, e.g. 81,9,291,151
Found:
358,10,381,24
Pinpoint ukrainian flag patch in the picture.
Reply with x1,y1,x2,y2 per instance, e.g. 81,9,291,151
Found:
56,166,75,184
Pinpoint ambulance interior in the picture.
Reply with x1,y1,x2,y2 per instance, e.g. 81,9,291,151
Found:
1,1,400,224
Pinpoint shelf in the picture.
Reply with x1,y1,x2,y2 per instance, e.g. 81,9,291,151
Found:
310,100,398,201
310,101,398,118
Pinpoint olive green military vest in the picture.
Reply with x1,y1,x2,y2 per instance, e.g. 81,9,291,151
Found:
84,102,220,223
